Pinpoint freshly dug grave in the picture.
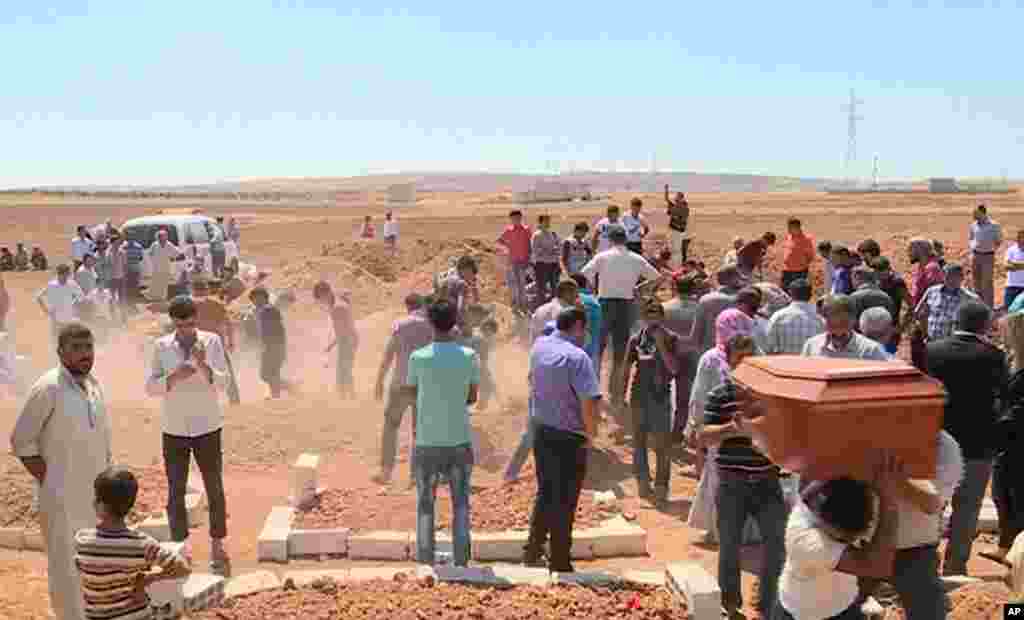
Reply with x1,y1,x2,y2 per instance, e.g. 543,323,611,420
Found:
881,581,1012,620
194,576,684,620
0,459,171,531
293,481,620,533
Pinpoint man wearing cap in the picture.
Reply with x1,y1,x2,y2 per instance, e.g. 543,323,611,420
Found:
969,204,1002,309
146,228,182,301
914,263,981,343
145,295,231,575
581,226,663,410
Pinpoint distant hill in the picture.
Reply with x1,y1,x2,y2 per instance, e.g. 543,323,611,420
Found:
13,172,830,195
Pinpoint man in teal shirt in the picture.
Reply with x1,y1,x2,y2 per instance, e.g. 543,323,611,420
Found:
570,274,603,368
405,299,480,567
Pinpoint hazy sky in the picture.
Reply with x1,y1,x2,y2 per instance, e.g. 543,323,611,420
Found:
2,1,1023,188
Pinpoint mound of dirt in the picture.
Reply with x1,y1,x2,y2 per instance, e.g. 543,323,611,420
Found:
196,579,683,620
882,581,1011,620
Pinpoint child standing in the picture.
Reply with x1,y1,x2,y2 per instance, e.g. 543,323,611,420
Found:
75,467,191,620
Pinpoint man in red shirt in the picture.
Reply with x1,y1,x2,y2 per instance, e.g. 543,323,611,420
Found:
781,218,815,290
907,238,945,370
497,210,532,315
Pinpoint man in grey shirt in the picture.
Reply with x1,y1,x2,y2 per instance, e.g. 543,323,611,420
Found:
802,295,890,361
848,266,894,327
969,204,1002,309
688,265,742,354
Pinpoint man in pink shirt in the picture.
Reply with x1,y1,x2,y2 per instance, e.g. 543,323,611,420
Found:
497,210,532,315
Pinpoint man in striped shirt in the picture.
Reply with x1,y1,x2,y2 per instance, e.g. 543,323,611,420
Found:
763,278,825,355
698,334,786,619
75,467,190,620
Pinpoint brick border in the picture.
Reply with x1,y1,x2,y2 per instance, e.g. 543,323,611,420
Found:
257,453,648,563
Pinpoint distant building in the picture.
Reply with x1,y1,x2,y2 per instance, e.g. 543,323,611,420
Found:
386,183,417,207
929,178,958,193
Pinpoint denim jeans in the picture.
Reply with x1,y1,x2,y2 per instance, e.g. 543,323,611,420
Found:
381,386,418,479
632,400,671,492
859,544,945,620
415,444,473,566
504,409,538,481
943,458,993,575
533,262,560,304
162,430,228,542
599,298,636,405
506,261,530,313
526,425,588,572
1005,286,1024,311
716,472,787,614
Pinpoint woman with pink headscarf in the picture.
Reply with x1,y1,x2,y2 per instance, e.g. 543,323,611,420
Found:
684,308,763,544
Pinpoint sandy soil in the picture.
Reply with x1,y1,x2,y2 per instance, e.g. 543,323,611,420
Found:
1,190,1022,618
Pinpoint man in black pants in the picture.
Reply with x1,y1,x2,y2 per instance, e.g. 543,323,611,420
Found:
524,308,601,572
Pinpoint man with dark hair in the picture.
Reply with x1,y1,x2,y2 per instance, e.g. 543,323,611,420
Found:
664,184,691,267
531,214,562,303
914,263,980,343
690,265,743,355
698,333,785,618
569,273,602,366
781,218,815,290
802,295,890,361
622,197,650,255
970,204,1002,308
251,286,293,400
404,299,480,567
12,322,112,620
36,263,85,358
145,295,231,575
373,292,434,486
871,256,909,355
849,266,894,327
829,245,854,296
581,226,663,410
663,274,701,435
562,222,593,276
525,306,601,572
530,279,579,343
926,300,1008,576
623,300,681,505
314,282,359,399
74,467,191,620
857,238,882,263
592,204,623,253
497,210,532,315
764,278,825,355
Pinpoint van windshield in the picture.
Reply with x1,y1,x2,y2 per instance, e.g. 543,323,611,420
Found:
122,224,179,247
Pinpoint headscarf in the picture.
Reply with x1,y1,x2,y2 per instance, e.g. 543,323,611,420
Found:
711,308,755,381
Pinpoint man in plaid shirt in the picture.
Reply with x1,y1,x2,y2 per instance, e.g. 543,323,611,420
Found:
914,263,980,342
763,278,824,354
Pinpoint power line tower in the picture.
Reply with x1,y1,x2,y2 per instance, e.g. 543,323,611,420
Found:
872,154,879,189
842,89,864,180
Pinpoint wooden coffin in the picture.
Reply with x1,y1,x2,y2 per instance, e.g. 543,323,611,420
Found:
732,355,945,480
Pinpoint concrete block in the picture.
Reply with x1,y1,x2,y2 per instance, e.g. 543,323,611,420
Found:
426,565,552,586
489,564,552,586
622,570,664,586
147,573,224,618
941,575,985,591
472,530,527,561
414,531,453,555
553,571,622,586
288,528,349,557
590,523,647,558
290,453,320,508
224,571,281,599
185,491,205,526
282,569,350,589
542,531,596,561
23,529,45,551
257,506,295,563
0,527,24,550
666,562,720,620
348,531,410,561
139,513,172,542
347,566,415,582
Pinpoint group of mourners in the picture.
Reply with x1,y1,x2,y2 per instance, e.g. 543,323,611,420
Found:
0,242,48,272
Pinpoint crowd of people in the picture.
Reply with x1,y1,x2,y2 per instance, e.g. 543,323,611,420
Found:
12,197,1024,620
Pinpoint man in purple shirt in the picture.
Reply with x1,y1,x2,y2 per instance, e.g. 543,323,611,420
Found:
524,307,602,572
372,293,434,485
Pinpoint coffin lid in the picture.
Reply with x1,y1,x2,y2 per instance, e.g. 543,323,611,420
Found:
732,355,946,405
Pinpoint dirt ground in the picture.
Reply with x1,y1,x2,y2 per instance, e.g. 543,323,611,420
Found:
1,190,1022,619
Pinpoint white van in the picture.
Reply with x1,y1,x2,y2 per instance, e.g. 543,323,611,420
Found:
120,214,233,283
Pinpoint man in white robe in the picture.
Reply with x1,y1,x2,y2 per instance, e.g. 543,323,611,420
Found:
11,323,111,620
146,228,181,301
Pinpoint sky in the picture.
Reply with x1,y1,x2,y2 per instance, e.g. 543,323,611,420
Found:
2,1,1023,188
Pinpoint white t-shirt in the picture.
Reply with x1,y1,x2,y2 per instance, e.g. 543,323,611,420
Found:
36,280,84,324
620,214,647,244
580,246,661,300
778,502,859,620
893,430,963,549
1007,244,1024,288
593,217,622,252
71,237,95,261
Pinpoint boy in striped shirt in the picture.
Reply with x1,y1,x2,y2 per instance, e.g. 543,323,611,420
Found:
75,467,191,620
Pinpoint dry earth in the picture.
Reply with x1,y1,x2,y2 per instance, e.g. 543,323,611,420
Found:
1,190,1022,618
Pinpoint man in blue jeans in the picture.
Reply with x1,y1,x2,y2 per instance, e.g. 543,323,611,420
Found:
404,299,481,566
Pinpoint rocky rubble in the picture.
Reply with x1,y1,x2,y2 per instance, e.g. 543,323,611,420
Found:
194,578,684,620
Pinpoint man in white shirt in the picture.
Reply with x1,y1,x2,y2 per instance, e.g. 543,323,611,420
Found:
75,253,99,296
1004,229,1024,311
36,264,85,354
383,211,399,252
146,228,182,301
581,226,664,407
621,197,650,255
529,280,579,343
70,225,95,271
969,204,1002,309
145,296,231,575
591,204,624,253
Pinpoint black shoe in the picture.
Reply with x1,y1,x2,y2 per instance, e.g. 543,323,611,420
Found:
523,549,546,568
637,483,654,500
